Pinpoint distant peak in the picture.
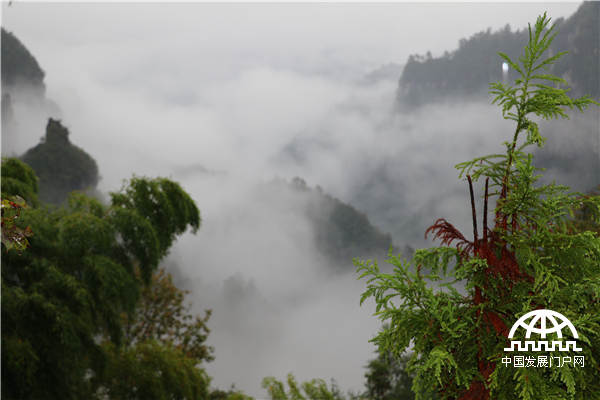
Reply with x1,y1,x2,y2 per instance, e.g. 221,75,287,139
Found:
45,118,70,145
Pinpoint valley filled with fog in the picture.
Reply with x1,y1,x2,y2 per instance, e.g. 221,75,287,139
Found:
2,3,597,397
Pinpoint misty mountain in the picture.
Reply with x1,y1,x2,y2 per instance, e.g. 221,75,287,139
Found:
1,28,45,139
1,28,45,92
2,3,595,397
2,30,99,204
21,119,99,204
361,63,404,85
1,24,392,265
269,176,394,264
1,28,60,156
397,2,599,108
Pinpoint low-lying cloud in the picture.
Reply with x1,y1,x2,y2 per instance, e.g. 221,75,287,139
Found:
2,2,596,397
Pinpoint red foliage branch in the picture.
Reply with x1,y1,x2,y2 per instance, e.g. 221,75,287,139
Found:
425,176,533,400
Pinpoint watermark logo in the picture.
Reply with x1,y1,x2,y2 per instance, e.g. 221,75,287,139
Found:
504,309,582,352
501,309,584,369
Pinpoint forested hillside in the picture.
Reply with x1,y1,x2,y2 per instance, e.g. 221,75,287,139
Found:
267,177,393,265
397,2,599,107
1,28,45,91
1,27,58,156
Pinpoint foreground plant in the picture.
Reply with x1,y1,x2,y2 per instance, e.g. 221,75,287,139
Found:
1,196,33,252
1,161,207,399
356,13,600,400
262,374,346,400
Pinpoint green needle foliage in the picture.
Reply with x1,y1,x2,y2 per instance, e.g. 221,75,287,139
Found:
356,13,600,400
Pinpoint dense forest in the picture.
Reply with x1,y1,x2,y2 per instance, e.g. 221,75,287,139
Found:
2,158,211,399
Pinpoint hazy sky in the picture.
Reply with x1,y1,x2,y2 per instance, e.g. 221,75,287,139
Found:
0,2,583,189
1,2,592,398
2,3,580,86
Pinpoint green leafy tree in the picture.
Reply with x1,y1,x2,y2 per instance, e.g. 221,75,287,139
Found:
98,267,214,399
364,350,418,400
1,157,39,206
569,185,600,235
209,387,255,400
262,374,346,400
357,13,599,400
122,267,213,361
1,161,204,399
99,340,210,400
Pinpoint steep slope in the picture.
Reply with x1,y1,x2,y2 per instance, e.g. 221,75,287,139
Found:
1,28,59,156
1,28,46,92
21,119,99,204
264,177,394,266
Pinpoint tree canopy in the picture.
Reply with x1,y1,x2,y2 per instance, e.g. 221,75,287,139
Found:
1,157,206,399
364,350,419,400
262,374,346,400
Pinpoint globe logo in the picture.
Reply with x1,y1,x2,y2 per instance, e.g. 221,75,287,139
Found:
508,309,578,339
504,309,582,352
